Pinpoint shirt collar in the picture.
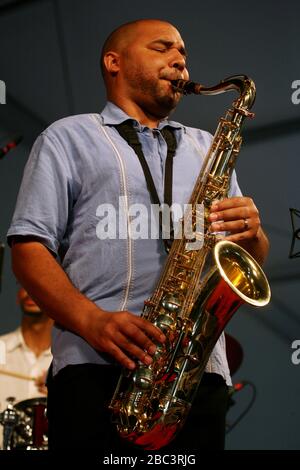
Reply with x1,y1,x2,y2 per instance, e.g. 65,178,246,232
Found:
5,327,24,352
5,327,52,356
100,101,185,132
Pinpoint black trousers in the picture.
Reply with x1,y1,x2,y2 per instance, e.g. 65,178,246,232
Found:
46,363,229,452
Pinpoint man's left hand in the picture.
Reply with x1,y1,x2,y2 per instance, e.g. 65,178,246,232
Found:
209,196,261,243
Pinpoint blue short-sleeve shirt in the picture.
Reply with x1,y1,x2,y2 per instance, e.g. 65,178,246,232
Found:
7,102,242,383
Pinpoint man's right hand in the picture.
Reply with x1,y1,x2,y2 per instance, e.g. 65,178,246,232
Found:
85,309,166,370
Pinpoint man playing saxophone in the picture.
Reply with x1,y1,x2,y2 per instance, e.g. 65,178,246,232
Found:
7,19,269,452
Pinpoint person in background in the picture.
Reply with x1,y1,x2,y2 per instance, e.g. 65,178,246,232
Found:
0,286,53,410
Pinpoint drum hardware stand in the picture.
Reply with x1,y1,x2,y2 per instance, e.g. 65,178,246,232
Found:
289,208,300,258
0,397,19,449
0,132,23,293
0,243,4,293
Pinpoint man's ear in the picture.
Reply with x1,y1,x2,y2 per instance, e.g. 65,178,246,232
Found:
103,51,120,75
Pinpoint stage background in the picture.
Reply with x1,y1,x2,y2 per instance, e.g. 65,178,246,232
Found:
0,0,299,450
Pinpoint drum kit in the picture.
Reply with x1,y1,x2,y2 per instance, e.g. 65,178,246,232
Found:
0,396,48,450
225,333,244,376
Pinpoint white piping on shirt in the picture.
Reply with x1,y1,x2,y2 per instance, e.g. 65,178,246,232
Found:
90,115,133,311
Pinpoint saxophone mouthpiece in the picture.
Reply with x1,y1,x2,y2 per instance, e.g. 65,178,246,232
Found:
171,79,202,95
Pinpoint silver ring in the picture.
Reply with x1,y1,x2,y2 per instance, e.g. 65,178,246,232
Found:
243,218,249,231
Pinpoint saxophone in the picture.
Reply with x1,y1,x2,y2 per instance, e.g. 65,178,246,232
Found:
110,75,271,450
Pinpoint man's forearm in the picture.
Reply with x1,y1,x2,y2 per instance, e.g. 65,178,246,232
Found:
11,239,99,338
237,226,269,266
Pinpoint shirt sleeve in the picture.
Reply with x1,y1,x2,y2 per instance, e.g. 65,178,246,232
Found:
228,169,243,198
7,132,76,255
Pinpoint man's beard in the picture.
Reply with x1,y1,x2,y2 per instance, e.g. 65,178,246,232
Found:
125,69,181,117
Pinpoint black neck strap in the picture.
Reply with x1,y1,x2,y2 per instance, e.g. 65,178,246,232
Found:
114,121,177,251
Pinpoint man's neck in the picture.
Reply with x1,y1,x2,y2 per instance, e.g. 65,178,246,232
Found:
109,97,168,129
21,314,53,357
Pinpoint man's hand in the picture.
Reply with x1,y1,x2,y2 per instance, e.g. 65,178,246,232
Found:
34,371,48,395
209,197,260,243
83,309,166,371
209,196,269,264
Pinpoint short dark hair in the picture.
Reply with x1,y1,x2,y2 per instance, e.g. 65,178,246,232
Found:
100,19,174,80
100,20,139,79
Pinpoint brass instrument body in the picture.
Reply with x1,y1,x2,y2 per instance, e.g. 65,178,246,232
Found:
110,75,271,450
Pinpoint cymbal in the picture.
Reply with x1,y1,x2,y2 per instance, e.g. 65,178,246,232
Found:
225,333,244,376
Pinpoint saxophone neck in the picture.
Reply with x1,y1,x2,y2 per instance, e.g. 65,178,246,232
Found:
172,75,256,115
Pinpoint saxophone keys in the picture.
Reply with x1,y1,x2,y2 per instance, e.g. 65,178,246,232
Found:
144,299,156,307
133,368,153,390
183,353,201,365
161,293,182,313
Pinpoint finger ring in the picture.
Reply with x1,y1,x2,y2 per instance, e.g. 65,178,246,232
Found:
243,218,249,231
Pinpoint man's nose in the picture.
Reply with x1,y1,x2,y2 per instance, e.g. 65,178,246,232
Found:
169,52,186,71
